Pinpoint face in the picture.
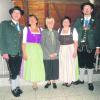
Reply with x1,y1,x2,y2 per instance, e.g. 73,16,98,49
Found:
11,10,21,21
82,5,93,16
62,19,70,28
46,20,55,29
29,16,38,25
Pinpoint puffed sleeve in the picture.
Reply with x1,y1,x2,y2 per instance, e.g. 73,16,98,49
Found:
72,28,78,41
23,27,28,43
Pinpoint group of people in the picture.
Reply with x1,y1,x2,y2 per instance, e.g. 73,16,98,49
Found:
0,2,100,97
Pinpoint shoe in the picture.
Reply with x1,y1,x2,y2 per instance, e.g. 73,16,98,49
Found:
16,87,23,94
53,83,57,89
66,83,71,87
62,83,68,86
32,83,38,90
88,83,94,91
11,89,20,97
32,86,38,90
44,83,51,88
73,80,84,85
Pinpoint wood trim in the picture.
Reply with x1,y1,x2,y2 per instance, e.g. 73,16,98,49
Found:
44,2,49,17
22,0,29,25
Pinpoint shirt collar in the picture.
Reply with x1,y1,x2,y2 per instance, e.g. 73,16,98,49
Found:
12,19,19,25
84,16,91,20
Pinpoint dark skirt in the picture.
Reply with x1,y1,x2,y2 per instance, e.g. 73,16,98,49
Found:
44,59,59,80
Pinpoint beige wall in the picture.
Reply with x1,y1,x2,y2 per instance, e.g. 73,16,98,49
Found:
0,0,13,22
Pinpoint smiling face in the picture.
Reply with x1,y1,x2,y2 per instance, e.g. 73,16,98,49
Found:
62,18,71,28
82,5,93,16
29,16,38,26
46,18,55,30
11,10,21,22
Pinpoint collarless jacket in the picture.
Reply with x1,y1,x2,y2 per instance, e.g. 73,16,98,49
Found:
41,29,60,60
74,17,99,49
0,20,24,56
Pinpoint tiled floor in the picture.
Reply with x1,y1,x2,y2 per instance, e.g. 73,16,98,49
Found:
0,80,100,100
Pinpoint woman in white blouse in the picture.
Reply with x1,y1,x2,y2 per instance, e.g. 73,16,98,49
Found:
21,14,45,89
58,16,79,87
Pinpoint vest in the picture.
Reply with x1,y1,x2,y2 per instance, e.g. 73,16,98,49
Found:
77,17,96,49
27,27,41,43
59,28,74,45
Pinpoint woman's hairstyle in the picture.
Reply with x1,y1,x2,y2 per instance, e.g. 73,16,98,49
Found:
61,16,71,28
46,17,55,25
45,16,55,28
27,14,38,26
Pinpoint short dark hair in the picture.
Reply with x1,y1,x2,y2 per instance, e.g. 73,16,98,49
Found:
61,16,71,28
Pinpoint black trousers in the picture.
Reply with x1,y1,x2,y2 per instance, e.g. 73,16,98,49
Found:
7,54,22,79
78,49,95,69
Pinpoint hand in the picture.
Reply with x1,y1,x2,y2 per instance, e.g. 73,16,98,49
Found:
2,54,9,60
72,51,77,58
50,53,57,60
95,48,100,55
23,53,27,60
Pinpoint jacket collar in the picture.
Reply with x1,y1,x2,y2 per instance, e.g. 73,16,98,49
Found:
80,16,95,26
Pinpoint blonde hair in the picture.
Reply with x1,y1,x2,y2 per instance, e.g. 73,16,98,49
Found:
45,17,55,25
